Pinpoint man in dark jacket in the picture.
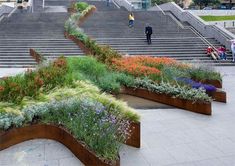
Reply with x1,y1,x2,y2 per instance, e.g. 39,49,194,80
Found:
145,24,153,45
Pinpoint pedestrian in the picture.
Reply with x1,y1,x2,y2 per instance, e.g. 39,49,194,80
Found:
128,13,134,28
106,0,110,6
145,23,152,45
231,40,235,62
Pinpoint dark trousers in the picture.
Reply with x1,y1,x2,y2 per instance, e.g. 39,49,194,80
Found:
146,34,151,44
129,20,134,27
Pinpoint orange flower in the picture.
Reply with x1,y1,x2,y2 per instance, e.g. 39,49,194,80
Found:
0,86,4,92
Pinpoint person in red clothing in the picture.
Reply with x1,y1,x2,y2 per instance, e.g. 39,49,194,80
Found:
206,46,220,60
217,45,227,60
206,46,213,55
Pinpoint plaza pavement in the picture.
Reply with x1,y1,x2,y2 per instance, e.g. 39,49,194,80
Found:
0,66,235,166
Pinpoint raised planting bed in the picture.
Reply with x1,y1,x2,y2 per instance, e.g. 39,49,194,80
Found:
212,89,226,103
125,122,140,148
64,32,92,55
0,124,120,166
199,79,222,88
78,7,96,26
29,48,44,64
67,6,96,26
67,7,77,14
122,87,212,115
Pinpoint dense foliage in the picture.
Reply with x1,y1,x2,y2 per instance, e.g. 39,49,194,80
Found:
67,57,135,93
0,57,71,103
64,5,121,64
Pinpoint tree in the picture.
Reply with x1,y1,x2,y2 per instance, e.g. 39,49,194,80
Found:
193,0,219,9
151,0,183,5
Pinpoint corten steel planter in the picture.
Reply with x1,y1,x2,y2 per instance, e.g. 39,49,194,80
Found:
122,87,212,115
29,49,43,64
126,122,140,148
78,7,96,26
0,124,120,166
67,7,77,14
198,79,222,88
212,90,226,103
64,32,92,55
67,6,96,26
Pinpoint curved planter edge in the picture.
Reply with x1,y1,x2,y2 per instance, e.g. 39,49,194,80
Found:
198,79,222,88
64,31,92,55
122,87,212,115
29,48,43,64
0,124,120,166
213,90,227,103
125,121,140,148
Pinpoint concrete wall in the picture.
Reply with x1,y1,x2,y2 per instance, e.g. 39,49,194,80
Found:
189,10,235,16
159,2,235,50
208,20,235,28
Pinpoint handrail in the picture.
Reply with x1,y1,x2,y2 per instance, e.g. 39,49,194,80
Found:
186,25,217,51
0,13,7,23
154,3,165,15
112,0,134,11
163,10,217,51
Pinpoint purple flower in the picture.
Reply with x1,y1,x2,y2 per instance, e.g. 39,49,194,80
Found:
177,77,216,92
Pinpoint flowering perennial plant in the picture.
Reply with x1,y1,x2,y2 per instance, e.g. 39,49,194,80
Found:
111,56,189,80
176,77,216,92
0,57,69,103
112,56,162,78
133,78,212,103
0,97,131,161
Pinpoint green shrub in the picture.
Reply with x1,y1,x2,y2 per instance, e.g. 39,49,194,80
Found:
67,57,135,93
189,66,222,82
74,2,89,12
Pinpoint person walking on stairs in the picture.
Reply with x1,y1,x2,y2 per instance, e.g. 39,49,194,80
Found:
231,40,235,62
128,13,134,28
106,0,110,7
145,24,153,45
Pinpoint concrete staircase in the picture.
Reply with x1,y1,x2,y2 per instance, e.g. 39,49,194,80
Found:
0,12,84,68
81,1,234,66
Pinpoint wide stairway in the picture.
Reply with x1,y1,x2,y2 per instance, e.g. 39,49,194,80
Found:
81,1,233,65
0,12,84,68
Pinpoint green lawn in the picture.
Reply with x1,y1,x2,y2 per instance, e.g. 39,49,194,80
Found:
200,15,235,21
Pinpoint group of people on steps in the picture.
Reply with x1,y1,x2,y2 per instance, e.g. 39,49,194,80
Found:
106,2,235,62
207,41,235,62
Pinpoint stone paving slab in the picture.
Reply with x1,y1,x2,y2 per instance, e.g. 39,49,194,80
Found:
0,68,31,78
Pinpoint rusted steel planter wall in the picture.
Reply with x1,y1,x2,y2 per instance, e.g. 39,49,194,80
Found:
126,122,140,148
0,124,120,166
29,48,43,64
78,7,96,26
122,87,212,115
67,7,77,14
212,90,226,103
64,32,92,55
199,79,222,88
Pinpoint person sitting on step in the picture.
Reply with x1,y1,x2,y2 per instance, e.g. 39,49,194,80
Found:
217,45,227,60
206,46,220,60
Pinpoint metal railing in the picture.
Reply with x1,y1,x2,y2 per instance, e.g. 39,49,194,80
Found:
158,7,217,51
112,0,134,11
